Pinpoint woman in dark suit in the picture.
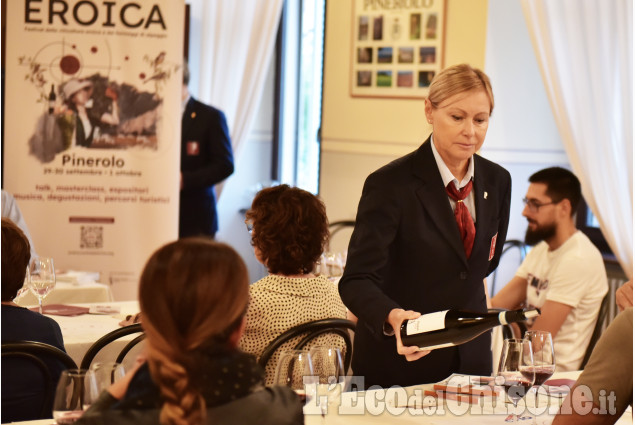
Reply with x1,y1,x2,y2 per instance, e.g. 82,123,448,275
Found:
338,64,511,388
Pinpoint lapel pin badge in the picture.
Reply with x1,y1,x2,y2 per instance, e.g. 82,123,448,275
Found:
484,191,488,199
191,112,196,119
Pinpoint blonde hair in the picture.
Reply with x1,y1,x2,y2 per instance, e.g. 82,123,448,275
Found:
427,64,494,115
139,239,249,425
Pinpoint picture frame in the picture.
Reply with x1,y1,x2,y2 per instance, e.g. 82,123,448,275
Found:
350,0,447,99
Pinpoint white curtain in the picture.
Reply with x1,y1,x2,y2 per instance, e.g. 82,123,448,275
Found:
194,0,283,159
521,0,633,277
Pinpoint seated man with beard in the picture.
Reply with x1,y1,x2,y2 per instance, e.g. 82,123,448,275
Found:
492,167,608,371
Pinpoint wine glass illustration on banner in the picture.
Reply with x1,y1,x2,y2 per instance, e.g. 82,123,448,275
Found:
524,330,555,414
308,346,346,421
496,338,535,422
273,350,316,403
28,256,56,314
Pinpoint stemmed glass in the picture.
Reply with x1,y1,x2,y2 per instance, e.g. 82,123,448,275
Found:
273,350,316,403
497,338,535,422
52,369,97,424
84,362,126,408
309,346,346,421
28,256,56,314
524,331,555,419
317,253,345,283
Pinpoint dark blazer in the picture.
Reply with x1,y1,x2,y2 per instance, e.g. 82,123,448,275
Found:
180,97,234,238
338,137,511,388
1,305,67,423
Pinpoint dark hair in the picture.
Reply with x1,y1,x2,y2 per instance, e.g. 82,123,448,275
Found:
1,218,31,301
529,167,581,215
139,238,249,425
245,184,329,275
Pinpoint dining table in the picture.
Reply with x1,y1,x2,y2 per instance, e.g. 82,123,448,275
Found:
302,370,633,425
15,281,114,308
40,300,142,369
7,371,632,425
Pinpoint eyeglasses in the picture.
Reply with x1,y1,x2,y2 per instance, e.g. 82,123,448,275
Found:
244,219,253,233
522,197,557,212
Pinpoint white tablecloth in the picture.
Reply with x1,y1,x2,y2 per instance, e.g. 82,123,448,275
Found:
304,371,633,425
45,301,141,369
15,281,113,307
9,372,632,425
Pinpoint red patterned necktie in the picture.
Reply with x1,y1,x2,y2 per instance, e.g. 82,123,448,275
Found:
445,180,475,258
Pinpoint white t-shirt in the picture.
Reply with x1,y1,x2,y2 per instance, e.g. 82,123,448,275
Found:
516,231,608,371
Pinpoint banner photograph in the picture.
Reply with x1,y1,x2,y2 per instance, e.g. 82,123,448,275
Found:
3,0,185,299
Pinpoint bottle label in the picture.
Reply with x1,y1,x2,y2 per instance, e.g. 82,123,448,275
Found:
406,310,448,335
417,341,454,350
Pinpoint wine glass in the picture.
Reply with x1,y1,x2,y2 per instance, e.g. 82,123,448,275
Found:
84,362,126,408
318,253,344,283
497,338,535,422
273,350,316,403
524,331,555,415
308,346,345,420
28,257,56,314
53,369,96,424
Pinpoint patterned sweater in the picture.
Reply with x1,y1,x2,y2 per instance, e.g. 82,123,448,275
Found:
239,274,347,385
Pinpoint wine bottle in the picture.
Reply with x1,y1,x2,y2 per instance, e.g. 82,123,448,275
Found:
48,84,56,114
400,308,540,350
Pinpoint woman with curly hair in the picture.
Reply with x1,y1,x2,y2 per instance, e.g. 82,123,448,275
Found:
239,184,347,385
78,239,303,425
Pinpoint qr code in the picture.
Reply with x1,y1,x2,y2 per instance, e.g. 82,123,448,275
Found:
80,226,103,248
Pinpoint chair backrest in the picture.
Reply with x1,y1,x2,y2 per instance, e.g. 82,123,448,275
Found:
579,292,611,369
80,323,144,370
258,318,356,374
326,220,355,253
490,239,528,298
2,341,78,420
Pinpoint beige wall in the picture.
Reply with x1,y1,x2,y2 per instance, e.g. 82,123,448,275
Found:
320,0,490,252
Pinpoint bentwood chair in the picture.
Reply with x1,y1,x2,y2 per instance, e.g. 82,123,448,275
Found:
80,323,144,370
2,341,78,421
579,292,611,369
489,239,528,298
258,318,356,374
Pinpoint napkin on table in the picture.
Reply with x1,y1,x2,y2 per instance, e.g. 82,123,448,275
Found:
30,304,90,316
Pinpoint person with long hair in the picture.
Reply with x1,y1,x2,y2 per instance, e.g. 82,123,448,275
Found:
78,239,303,425
239,184,347,385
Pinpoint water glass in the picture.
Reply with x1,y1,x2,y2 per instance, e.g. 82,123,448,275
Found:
52,369,95,424
28,256,56,314
273,350,316,402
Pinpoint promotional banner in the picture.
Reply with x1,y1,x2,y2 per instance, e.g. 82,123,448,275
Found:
3,0,185,299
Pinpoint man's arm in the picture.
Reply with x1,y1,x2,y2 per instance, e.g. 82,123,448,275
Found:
616,280,633,312
491,276,527,310
527,300,572,338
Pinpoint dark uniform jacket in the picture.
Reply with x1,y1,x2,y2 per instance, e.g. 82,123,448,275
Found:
339,137,511,387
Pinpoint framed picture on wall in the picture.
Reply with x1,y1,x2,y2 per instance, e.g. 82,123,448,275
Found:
350,0,447,99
